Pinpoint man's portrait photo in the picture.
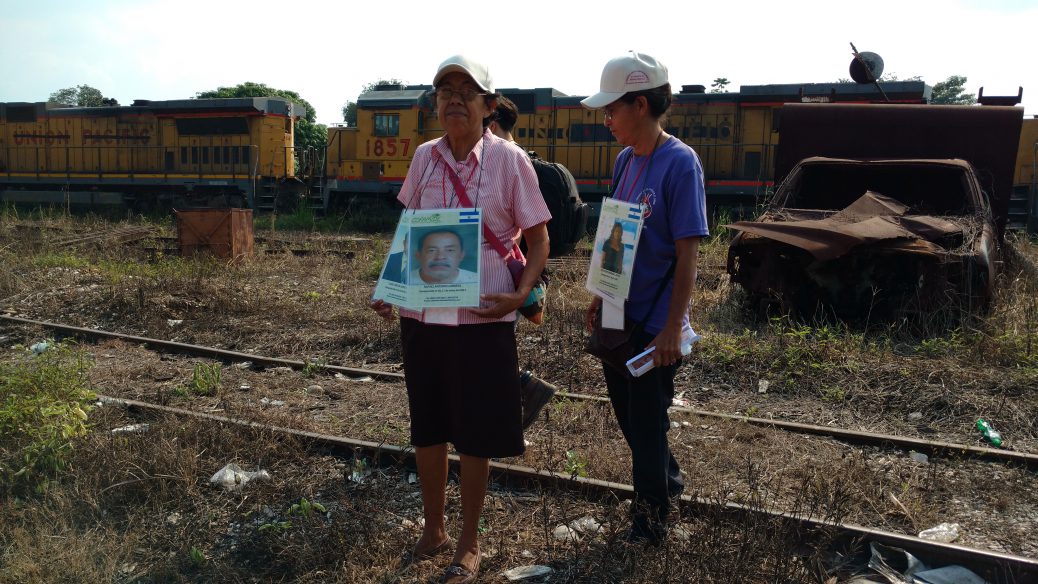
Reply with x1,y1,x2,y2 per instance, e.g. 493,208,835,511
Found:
409,225,479,285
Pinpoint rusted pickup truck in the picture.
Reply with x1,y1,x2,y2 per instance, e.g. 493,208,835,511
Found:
726,103,1023,320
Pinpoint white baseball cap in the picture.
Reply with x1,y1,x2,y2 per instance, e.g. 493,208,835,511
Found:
581,51,669,109
433,55,494,93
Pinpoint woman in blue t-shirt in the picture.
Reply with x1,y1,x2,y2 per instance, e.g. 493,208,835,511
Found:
581,51,709,545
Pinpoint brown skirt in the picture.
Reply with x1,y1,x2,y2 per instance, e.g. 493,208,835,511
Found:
400,317,524,458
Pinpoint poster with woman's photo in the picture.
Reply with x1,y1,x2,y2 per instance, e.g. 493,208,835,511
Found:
372,209,482,309
586,198,643,300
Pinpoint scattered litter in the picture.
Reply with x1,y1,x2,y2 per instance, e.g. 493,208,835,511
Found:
30,341,51,355
908,411,923,420
670,525,691,542
524,439,533,448
239,384,251,392
118,563,138,575
868,541,983,584
909,451,929,464
259,397,285,407
567,516,601,534
349,458,371,483
209,463,271,492
334,373,347,380
670,421,681,429
918,522,960,543
976,418,1003,447
355,376,373,383
520,550,535,559
680,421,690,427
166,512,181,526
502,565,553,581
672,397,689,407
552,524,579,542
166,319,183,327
758,379,769,394
407,472,418,484
111,423,150,435
235,361,253,370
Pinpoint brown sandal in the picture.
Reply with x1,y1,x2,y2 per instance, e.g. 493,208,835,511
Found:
413,537,453,561
442,550,480,584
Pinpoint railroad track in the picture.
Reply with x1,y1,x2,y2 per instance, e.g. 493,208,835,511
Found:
144,235,358,258
5,313,1038,580
3,314,1035,469
50,225,156,248
101,394,1038,583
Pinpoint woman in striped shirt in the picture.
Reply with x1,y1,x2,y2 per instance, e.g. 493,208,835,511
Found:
371,55,550,584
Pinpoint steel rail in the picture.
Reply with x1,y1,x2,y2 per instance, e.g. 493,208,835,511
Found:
0,315,402,382
5,314,1036,467
553,390,1038,470
51,226,155,248
103,395,1038,583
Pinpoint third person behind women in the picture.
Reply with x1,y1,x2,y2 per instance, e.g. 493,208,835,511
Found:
582,51,709,545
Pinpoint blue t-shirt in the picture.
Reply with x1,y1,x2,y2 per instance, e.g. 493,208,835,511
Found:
610,136,708,334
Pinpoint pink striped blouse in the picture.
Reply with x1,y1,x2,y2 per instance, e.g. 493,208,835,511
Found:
396,130,551,325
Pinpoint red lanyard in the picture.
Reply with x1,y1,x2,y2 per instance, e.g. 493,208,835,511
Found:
616,154,651,203
615,132,663,204
440,159,477,207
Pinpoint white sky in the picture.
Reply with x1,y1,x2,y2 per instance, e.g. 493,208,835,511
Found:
2,0,1035,125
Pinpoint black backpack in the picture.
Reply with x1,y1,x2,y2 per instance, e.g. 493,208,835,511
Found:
527,151,589,258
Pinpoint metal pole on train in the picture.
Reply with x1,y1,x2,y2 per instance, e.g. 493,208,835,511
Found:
850,42,890,103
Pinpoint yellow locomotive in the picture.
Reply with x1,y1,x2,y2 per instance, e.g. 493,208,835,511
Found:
323,81,928,204
2,83,1034,229
0,97,305,212
322,80,1038,228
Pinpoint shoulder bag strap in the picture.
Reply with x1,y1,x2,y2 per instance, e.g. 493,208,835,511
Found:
439,151,514,261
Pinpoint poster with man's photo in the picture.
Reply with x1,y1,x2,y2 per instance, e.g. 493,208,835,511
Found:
372,209,482,309
586,198,643,300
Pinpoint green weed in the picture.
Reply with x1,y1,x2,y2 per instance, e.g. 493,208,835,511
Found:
288,497,326,519
189,546,206,567
0,342,95,496
302,359,326,378
32,252,91,270
182,363,222,396
564,450,589,478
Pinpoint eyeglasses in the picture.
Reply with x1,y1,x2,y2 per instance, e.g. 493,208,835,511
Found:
435,87,485,102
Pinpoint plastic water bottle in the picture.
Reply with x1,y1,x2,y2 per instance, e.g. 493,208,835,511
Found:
626,324,702,377
976,418,1002,447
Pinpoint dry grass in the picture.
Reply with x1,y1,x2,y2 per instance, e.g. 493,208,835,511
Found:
2,212,1038,581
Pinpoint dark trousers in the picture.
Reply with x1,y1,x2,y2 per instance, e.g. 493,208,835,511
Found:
602,332,683,538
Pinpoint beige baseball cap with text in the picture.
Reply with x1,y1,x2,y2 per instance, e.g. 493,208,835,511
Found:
581,51,668,109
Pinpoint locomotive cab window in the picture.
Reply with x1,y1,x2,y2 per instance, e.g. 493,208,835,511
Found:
373,114,399,137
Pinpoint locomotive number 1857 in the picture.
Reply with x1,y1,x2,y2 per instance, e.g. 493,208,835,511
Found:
365,138,411,157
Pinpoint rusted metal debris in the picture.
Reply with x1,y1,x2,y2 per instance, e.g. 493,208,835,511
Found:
727,159,999,319
727,103,1024,321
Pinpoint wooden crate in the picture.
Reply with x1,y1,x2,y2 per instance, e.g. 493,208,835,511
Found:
176,209,254,260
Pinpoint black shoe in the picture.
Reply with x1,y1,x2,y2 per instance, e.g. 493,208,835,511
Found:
623,525,664,547
520,371,557,430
